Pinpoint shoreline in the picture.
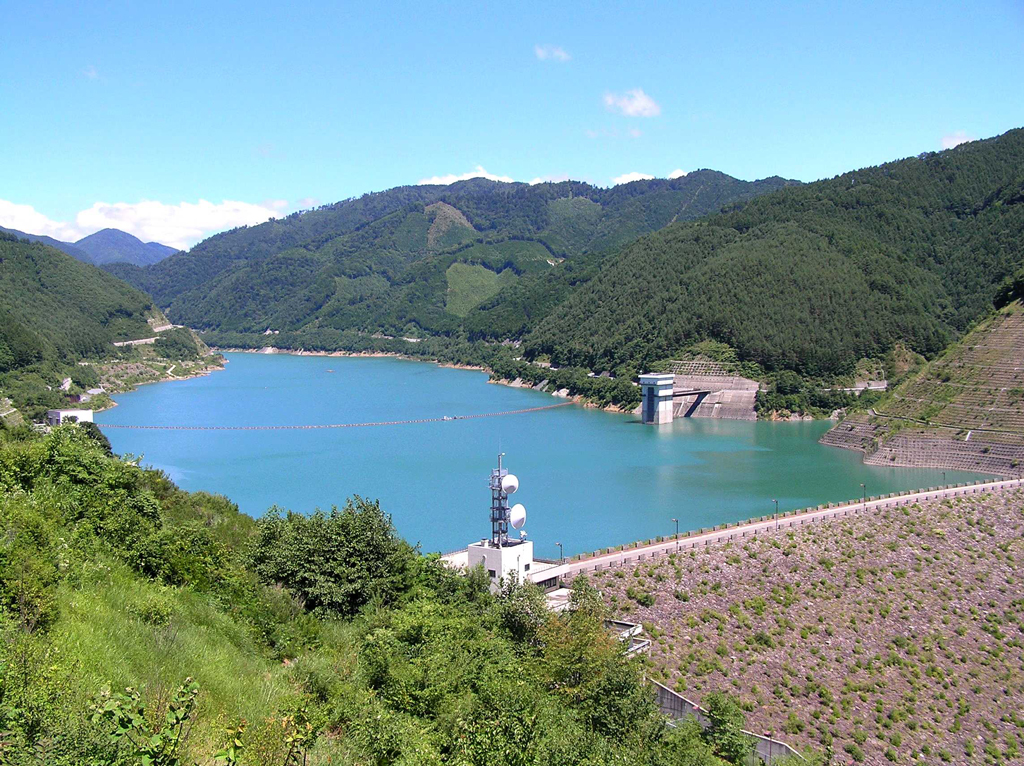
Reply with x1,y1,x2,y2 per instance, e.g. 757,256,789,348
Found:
92,357,225,413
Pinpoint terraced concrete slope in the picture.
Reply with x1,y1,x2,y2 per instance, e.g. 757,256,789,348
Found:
822,301,1024,475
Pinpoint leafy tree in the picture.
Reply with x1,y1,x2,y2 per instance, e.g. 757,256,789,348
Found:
702,691,751,764
246,497,415,617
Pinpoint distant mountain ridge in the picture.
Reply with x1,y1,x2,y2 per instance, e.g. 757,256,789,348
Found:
0,225,176,267
75,228,177,266
110,129,1024,391
104,171,798,335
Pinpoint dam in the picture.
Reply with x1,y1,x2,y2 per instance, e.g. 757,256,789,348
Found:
641,359,760,424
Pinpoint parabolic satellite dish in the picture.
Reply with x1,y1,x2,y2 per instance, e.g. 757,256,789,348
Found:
510,503,527,529
501,473,519,494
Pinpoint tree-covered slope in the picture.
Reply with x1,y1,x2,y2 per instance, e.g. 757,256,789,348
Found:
107,172,796,336
525,129,1024,377
0,231,154,371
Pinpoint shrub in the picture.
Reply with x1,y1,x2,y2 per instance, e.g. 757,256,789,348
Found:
247,497,414,618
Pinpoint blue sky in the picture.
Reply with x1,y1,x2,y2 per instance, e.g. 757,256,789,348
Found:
1,0,1022,249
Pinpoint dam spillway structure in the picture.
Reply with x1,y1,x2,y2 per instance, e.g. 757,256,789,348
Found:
466,453,534,588
640,361,760,424
640,373,675,424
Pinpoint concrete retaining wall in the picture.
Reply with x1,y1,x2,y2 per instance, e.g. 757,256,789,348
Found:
653,682,803,762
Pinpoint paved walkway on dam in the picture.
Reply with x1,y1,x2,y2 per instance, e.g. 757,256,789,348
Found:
537,477,1024,582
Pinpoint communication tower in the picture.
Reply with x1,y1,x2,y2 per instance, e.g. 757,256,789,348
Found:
468,453,534,588
489,452,526,546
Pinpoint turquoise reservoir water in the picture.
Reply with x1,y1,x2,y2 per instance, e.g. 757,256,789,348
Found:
97,353,986,556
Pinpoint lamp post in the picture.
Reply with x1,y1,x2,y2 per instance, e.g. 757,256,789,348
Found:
942,471,946,489
556,541,563,564
671,518,679,551
772,498,779,531
860,483,866,509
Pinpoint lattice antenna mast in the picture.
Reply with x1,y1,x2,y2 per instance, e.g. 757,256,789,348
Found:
489,453,510,546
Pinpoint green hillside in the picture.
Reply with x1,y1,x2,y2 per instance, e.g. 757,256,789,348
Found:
0,423,771,765
821,298,1024,475
525,129,1024,377
107,172,796,337
0,232,223,422
0,231,154,368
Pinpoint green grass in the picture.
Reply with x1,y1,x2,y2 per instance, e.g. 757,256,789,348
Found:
55,558,296,756
445,262,518,317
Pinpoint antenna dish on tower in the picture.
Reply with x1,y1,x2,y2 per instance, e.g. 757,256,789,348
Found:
501,474,519,494
510,503,527,529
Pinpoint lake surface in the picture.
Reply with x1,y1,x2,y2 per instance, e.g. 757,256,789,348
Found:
97,353,986,557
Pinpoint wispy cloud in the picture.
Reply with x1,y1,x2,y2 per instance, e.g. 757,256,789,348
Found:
612,171,655,185
941,131,976,150
603,88,661,117
83,65,99,80
417,165,515,185
668,169,688,179
628,127,642,138
534,44,570,62
0,198,289,250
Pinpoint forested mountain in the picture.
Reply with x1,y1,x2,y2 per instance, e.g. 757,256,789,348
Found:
524,129,1024,377
106,172,796,334
75,227,177,266
0,231,154,371
104,129,1024,389
0,225,177,266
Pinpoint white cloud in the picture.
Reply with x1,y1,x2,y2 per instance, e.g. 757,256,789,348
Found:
0,198,286,250
612,171,655,185
84,65,98,80
417,165,515,185
941,131,976,150
534,44,570,62
75,200,283,249
0,199,86,241
628,128,642,138
668,169,688,179
603,88,661,117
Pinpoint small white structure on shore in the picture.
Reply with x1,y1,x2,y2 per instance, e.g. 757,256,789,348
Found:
46,409,94,426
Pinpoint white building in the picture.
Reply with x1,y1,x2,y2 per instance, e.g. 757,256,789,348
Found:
467,538,535,586
45,409,94,426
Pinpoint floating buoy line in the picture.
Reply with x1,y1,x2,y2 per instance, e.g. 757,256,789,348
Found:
96,401,574,431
